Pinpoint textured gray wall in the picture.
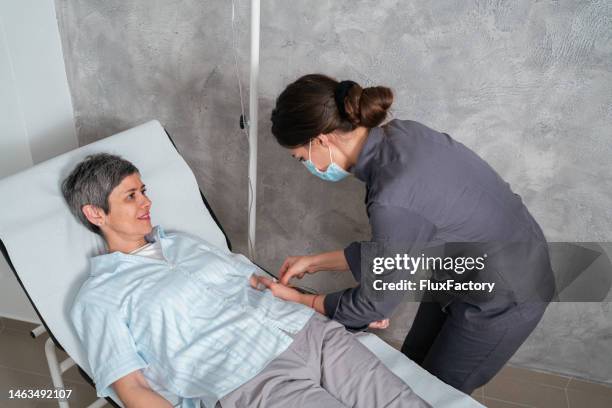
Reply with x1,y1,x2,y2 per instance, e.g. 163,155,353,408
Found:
55,0,612,384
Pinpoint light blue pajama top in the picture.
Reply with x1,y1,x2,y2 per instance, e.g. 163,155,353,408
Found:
70,226,313,408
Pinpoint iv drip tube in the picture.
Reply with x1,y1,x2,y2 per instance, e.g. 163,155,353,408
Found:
247,0,260,259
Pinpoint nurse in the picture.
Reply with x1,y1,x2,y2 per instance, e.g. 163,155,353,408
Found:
267,74,555,394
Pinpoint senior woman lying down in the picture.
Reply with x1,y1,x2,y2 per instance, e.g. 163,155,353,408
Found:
63,153,430,408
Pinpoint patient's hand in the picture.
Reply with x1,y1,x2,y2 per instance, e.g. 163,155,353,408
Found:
250,275,304,303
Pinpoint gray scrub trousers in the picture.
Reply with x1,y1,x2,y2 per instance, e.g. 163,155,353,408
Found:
217,314,430,408
322,119,555,394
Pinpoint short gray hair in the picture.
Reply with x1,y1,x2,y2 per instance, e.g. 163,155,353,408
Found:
61,153,139,235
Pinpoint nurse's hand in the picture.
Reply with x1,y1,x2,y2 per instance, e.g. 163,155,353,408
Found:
368,319,390,330
279,251,350,285
250,275,304,304
278,255,316,285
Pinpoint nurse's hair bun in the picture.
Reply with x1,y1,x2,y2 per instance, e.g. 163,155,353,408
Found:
271,74,393,148
344,83,393,128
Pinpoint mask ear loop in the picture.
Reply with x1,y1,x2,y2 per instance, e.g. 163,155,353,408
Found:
327,142,334,165
309,139,323,173
308,139,313,162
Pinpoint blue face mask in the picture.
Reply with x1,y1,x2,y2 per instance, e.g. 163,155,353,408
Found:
303,139,351,182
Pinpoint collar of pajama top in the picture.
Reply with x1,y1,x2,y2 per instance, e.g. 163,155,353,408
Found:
71,225,314,408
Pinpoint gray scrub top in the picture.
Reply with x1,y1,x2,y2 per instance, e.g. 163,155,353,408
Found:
323,119,555,329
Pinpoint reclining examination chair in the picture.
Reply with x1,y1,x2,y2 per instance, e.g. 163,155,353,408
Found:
0,120,484,408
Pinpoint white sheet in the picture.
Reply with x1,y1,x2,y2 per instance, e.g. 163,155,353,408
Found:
0,120,483,407
357,334,484,408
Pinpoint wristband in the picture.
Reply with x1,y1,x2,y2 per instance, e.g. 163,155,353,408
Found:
310,294,318,309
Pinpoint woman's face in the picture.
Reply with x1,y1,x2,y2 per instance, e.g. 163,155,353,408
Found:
289,139,333,172
99,173,152,243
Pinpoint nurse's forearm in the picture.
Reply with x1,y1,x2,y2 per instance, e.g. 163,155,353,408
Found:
310,250,349,272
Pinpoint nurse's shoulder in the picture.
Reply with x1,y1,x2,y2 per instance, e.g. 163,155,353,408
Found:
383,119,459,149
382,119,489,176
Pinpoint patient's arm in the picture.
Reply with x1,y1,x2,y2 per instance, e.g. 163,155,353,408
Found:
251,274,326,313
251,275,390,329
112,369,172,408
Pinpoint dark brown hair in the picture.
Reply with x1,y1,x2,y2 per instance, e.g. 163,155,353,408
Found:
271,74,393,147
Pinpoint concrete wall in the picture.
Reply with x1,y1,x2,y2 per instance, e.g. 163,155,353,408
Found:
54,0,612,383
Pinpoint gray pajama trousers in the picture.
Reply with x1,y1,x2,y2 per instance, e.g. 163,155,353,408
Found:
217,313,430,408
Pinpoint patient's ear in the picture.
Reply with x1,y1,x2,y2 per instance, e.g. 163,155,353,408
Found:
82,205,106,227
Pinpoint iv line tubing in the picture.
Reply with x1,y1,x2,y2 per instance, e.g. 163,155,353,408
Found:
248,0,260,259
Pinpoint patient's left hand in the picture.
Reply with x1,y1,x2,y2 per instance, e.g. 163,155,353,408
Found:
250,275,304,303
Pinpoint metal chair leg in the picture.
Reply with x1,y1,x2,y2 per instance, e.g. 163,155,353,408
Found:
44,335,109,407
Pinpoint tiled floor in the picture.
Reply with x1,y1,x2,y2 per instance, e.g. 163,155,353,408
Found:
0,317,99,407
1,317,611,408
470,365,612,408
